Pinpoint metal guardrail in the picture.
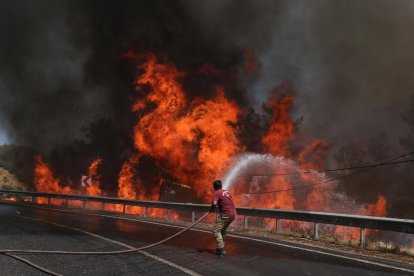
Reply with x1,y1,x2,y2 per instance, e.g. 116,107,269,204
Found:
1,189,413,248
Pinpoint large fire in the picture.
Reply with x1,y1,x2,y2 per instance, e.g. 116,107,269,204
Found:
130,53,242,199
34,156,102,206
32,52,388,239
34,155,72,204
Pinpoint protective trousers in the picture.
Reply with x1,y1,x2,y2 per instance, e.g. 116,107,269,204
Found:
213,215,235,249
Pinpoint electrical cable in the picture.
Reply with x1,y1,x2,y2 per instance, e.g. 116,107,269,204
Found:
0,212,210,255
250,158,414,177
160,151,414,192
236,150,414,195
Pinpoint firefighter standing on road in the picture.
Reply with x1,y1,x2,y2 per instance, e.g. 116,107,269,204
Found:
210,180,237,256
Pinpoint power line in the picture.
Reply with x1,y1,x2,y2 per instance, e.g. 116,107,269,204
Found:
249,158,414,177
237,150,414,196
158,150,414,196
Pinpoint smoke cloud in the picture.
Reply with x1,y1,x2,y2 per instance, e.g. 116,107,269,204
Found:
1,1,413,151
1,0,413,213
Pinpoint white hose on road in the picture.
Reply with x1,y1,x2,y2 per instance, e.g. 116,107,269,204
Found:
0,212,210,255
2,253,62,276
0,210,210,276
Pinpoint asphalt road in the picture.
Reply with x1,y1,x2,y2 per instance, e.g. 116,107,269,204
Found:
0,203,413,276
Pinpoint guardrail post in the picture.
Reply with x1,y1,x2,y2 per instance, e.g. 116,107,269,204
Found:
244,216,248,229
122,204,126,214
275,218,281,233
314,223,319,240
48,197,51,206
192,211,195,223
82,200,86,209
145,207,148,217
360,227,365,248
102,202,105,211
65,198,68,208
31,196,35,203
167,209,171,221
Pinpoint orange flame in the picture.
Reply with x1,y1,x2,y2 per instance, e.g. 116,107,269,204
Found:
124,54,242,200
365,195,387,217
262,87,294,157
118,154,139,200
116,154,143,214
34,155,73,204
32,52,391,242
34,155,72,195
334,195,387,239
85,157,102,197
34,155,104,207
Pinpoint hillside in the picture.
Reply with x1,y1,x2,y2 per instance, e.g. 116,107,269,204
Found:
0,166,28,190
0,144,37,190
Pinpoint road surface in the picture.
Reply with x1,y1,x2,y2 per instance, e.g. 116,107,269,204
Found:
0,203,413,275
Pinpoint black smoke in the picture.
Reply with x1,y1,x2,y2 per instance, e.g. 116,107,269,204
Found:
0,1,413,213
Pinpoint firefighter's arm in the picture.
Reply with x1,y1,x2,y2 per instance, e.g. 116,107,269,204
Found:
209,200,217,213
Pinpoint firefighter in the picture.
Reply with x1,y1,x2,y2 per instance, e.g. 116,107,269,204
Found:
209,179,237,256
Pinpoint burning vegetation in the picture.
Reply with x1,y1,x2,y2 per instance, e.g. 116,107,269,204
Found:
33,53,388,223
0,1,413,250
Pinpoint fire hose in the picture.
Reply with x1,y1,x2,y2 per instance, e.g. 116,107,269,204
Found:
1,212,211,275
3,253,62,276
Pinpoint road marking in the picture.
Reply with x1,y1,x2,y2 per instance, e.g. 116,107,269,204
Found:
4,203,414,274
93,213,414,274
0,211,201,276
2,252,62,276
50,208,414,274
